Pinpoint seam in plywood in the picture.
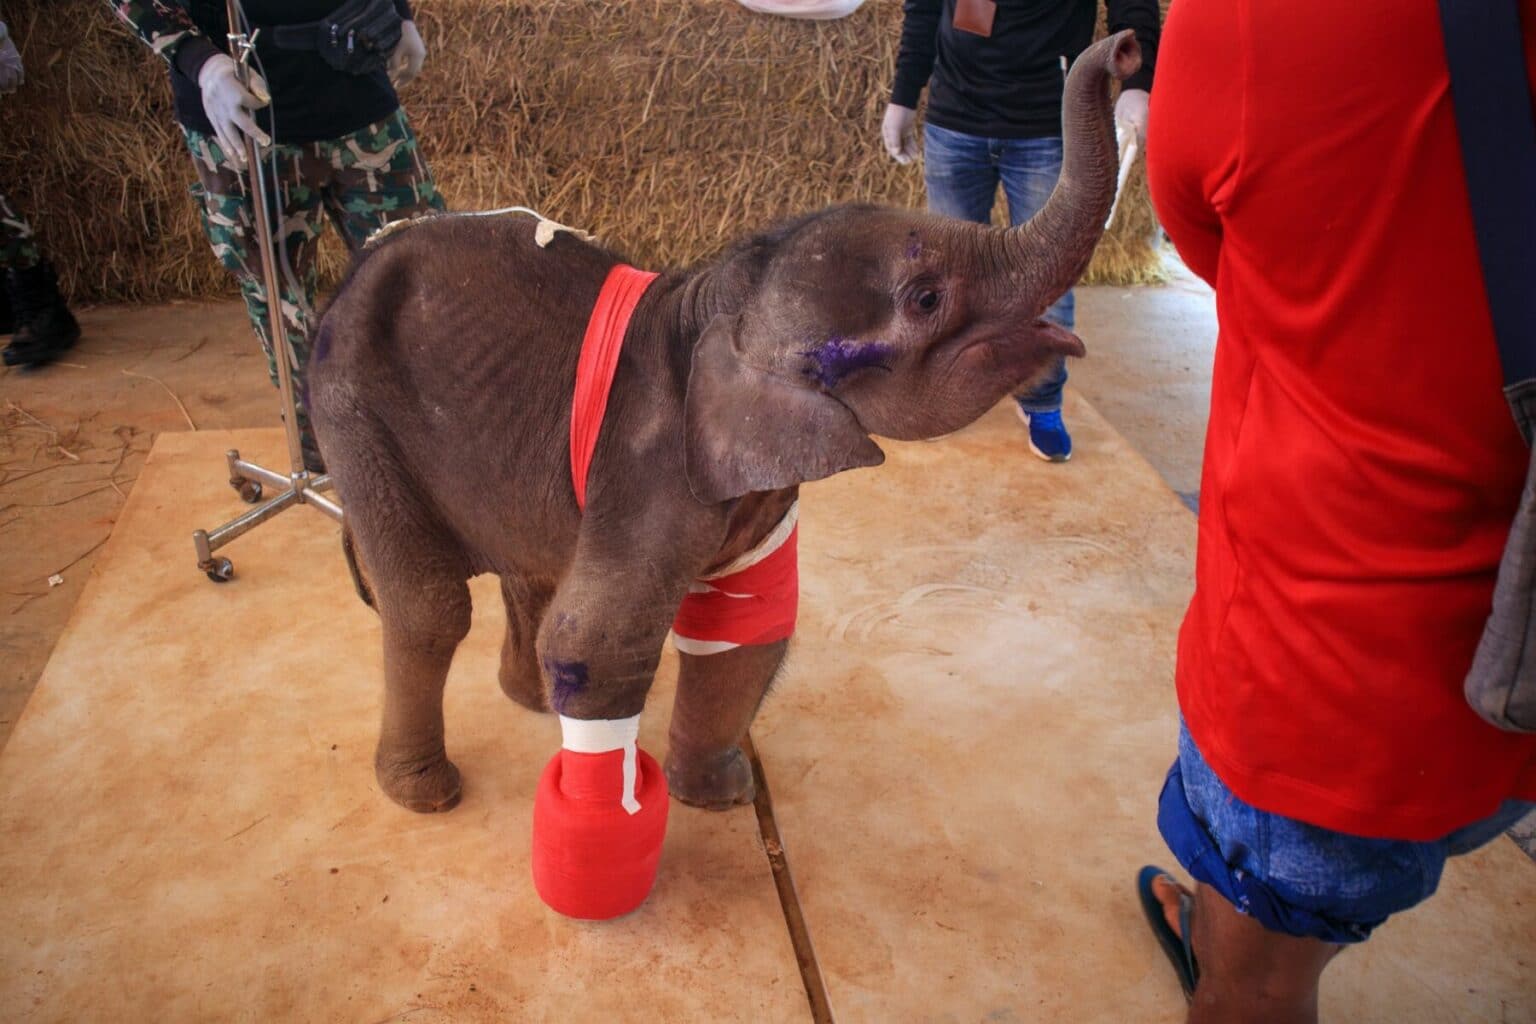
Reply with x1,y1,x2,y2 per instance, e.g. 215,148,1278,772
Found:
744,731,835,1024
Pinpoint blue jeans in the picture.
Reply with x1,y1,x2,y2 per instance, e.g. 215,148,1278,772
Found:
1159,720,1535,944
923,123,1072,412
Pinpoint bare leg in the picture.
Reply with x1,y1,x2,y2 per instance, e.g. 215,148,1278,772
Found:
1151,875,1342,1024
498,573,554,712
666,639,787,809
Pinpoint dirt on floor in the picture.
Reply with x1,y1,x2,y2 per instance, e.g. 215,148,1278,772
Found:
0,301,274,747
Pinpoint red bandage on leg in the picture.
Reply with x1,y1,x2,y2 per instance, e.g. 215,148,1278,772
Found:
531,717,669,920
672,504,800,654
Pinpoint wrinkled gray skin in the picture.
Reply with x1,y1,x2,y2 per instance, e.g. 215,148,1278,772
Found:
309,33,1140,814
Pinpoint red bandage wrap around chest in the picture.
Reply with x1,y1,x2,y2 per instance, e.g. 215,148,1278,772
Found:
571,263,660,511
571,265,800,654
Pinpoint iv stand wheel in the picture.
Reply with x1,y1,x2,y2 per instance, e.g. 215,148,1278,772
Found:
234,478,263,503
203,557,235,584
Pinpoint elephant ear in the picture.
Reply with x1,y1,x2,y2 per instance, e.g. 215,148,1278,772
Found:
684,313,885,504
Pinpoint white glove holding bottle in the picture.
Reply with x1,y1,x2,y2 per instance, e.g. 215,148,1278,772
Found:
198,53,271,170
388,20,425,89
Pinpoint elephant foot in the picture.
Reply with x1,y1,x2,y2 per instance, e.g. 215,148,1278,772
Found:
499,671,551,714
665,745,755,810
376,749,462,813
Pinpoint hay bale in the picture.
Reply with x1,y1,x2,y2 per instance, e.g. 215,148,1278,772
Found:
1,4,215,302
3,0,1167,303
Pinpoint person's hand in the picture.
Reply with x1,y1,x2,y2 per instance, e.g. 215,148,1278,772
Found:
0,23,24,95
389,20,426,90
882,103,919,164
1115,87,1149,148
198,54,271,170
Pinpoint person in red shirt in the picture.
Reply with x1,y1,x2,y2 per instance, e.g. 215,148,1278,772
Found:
1135,0,1536,1019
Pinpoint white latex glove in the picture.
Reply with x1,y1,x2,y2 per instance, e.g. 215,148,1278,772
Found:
1114,87,1149,148
389,20,426,90
198,53,271,170
882,103,919,164
0,22,24,95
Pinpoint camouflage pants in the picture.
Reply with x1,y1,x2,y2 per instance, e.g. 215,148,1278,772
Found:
0,190,40,271
183,109,446,454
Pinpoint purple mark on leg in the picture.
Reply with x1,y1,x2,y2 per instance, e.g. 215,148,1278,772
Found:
543,657,589,713
800,336,895,389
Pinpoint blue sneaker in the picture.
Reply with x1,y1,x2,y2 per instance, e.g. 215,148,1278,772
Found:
1016,403,1072,462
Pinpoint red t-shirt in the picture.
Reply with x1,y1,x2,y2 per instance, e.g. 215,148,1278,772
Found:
1148,0,1536,840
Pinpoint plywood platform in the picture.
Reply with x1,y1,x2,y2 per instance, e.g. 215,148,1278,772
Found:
0,430,802,1022
1,399,1531,1022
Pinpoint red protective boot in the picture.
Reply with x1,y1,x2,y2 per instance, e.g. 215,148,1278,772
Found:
532,716,669,920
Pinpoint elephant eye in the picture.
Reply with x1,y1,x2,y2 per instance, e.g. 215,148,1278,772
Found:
910,288,942,315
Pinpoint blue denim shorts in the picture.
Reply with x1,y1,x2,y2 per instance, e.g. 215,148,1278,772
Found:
1158,721,1535,943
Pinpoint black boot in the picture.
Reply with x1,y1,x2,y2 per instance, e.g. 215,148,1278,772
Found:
3,261,80,368
300,438,327,475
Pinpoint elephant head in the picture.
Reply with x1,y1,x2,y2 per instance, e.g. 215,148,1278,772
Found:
685,31,1141,504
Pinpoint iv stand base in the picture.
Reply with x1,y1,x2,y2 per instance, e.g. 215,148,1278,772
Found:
192,449,342,583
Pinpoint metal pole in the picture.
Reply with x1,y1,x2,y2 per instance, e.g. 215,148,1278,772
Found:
226,0,306,479
189,0,346,582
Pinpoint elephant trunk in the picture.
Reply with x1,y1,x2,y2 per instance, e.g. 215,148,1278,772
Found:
998,31,1142,310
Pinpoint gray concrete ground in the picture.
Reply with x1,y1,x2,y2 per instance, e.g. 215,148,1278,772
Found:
1073,258,1213,510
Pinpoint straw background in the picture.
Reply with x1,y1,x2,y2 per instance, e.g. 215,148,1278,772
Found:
2,0,1166,305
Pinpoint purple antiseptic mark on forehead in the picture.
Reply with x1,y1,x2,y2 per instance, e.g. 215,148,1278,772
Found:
905,233,922,259
800,336,895,389
543,658,589,713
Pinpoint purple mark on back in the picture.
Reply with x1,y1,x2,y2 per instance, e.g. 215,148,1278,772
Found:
544,658,589,713
312,321,333,362
801,336,895,389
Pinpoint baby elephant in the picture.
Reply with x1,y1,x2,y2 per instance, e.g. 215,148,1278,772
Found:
310,33,1140,820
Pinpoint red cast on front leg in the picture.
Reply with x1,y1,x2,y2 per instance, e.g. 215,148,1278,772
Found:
531,718,669,920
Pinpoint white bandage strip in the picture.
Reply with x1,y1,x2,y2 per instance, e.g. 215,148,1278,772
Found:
671,636,739,656
699,501,799,580
559,714,642,815
671,503,799,657
364,205,593,250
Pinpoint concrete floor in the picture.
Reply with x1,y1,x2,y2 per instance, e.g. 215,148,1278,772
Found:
1069,261,1215,512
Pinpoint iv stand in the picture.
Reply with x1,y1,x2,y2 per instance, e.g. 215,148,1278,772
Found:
191,0,342,582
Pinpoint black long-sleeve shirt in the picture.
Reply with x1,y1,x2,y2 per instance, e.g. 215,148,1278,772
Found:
891,0,1160,139
111,0,412,143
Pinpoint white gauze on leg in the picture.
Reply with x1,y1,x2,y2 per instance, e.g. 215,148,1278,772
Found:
558,714,642,814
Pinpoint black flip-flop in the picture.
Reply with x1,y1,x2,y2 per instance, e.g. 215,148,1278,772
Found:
1137,864,1200,1001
